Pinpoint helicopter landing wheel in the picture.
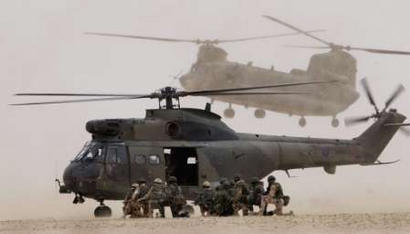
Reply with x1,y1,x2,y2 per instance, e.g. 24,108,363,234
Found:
94,202,112,218
223,106,235,118
254,109,266,118
331,117,339,128
298,116,306,127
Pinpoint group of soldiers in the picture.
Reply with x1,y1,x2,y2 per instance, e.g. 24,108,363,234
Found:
123,174,291,218
123,176,189,218
195,175,291,217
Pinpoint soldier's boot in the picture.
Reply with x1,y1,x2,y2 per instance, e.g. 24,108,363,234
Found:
273,199,284,216
159,206,165,218
259,200,267,216
242,205,249,216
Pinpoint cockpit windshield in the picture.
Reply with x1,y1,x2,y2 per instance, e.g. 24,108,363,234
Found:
73,142,104,161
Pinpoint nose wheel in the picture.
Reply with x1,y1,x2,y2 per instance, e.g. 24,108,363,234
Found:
94,201,112,218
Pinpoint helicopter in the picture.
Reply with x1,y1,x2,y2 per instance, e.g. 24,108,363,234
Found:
12,79,408,217
86,15,410,128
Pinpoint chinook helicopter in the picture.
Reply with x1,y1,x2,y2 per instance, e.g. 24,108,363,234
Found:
12,79,408,217
87,15,410,128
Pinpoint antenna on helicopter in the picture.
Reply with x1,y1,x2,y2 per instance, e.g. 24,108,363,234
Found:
263,15,410,55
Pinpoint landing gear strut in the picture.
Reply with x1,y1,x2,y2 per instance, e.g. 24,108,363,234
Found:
223,104,235,118
298,116,306,127
94,200,112,218
331,117,339,128
73,193,84,204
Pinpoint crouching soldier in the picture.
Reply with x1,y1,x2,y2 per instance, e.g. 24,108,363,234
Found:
166,176,188,217
248,177,264,213
232,174,250,216
259,175,292,216
123,183,139,218
138,178,166,218
194,181,214,216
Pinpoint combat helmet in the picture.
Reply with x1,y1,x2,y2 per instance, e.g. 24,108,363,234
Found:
131,183,139,188
168,176,177,183
233,174,241,182
267,175,276,182
153,178,162,184
202,181,211,188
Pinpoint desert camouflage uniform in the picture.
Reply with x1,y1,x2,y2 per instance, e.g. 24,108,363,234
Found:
232,179,249,216
259,176,284,216
139,178,166,218
166,177,187,217
194,181,214,216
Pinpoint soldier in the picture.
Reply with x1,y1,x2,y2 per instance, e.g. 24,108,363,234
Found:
232,174,250,216
259,175,290,216
123,183,139,218
165,176,187,218
194,181,214,216
213,178,234,216
136,178,150,217
248,177,264,213
138,178,166,218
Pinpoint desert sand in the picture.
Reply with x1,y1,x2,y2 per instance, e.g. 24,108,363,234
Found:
1,213,410,234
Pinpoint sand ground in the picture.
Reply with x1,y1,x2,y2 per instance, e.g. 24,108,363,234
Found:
1,213,410,234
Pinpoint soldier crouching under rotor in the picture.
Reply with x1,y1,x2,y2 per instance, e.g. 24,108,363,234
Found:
259,175,292,216
194,181,214,217
138,178,167,218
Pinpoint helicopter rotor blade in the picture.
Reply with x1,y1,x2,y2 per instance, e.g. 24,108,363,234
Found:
383,84,405,112
216,30,326,43
360,78,379,114
15,93,147,97
263,15,332,47
191,91,309,96
10,95,153,106
349,47,410,55
86,30,326,45
180,80,334,96
344,116,371,126
85,32,198,43
283,45,329,49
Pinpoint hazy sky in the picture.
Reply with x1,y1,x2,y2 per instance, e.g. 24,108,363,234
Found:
1,0,410,220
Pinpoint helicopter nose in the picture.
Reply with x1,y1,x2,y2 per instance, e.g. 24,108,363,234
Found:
62,163,76,191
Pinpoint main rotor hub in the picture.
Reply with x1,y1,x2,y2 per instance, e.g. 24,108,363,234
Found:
158,86,180,109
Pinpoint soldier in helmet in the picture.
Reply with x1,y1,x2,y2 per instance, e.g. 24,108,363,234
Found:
259,175,290,216
123,183,139,218
232,174,250,216
165,176,187,217
213,178,234,216
139,178,166,218
247,177,264,213
194,181,214,216
136,178,150,217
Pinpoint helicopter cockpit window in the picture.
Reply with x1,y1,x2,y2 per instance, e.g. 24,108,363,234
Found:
74,142,103,161
148,155,160,165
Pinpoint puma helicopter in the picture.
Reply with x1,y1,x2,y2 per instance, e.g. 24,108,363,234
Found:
12,79,409,217
86,15,410,127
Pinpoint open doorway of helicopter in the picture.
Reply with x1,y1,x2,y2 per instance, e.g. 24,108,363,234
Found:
164,147,198,186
